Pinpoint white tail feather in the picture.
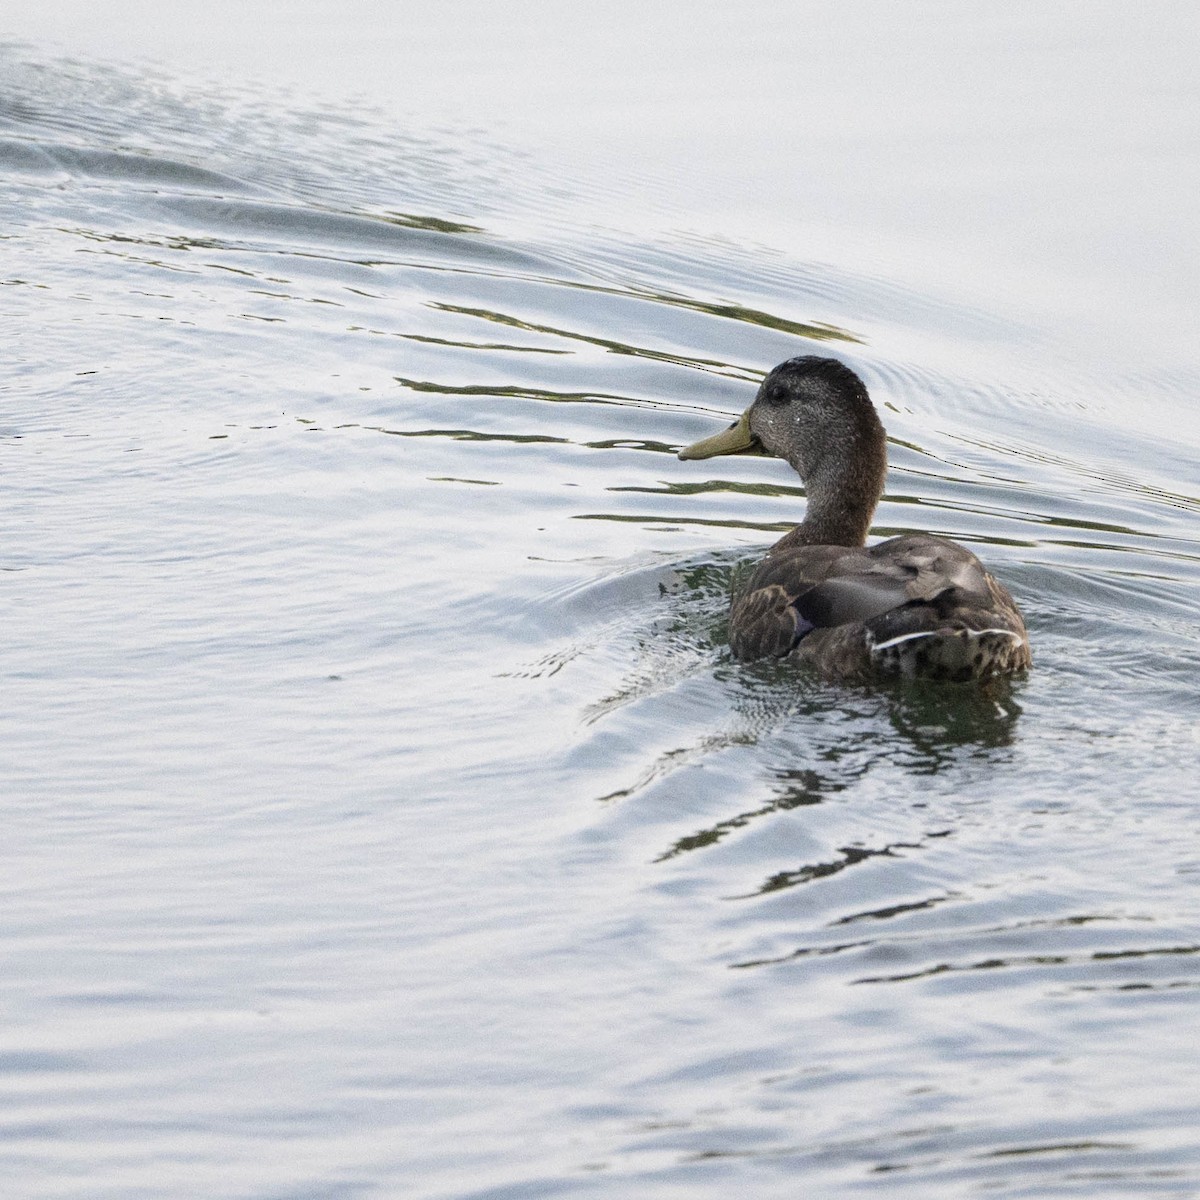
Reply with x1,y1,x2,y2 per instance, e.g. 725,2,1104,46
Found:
869,627,1022,654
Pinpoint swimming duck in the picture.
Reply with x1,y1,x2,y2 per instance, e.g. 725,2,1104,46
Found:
677,356,1031,681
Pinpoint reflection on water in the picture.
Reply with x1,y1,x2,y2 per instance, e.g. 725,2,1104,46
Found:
4,39,1200,1200
427,298,859,370
883,681,1023,764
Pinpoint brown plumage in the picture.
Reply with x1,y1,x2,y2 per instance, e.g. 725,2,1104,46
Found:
677,356,1030,682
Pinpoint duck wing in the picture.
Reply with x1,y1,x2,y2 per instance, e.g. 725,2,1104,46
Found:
729,534,1020,662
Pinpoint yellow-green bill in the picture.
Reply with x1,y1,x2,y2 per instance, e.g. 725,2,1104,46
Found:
677,409,758,460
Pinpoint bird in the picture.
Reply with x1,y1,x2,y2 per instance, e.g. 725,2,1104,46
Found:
676,355,1031,682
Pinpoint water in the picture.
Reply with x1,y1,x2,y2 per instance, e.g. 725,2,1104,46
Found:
3,6,1200,1197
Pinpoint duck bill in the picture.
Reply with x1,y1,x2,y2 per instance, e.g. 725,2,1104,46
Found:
677,410,760,460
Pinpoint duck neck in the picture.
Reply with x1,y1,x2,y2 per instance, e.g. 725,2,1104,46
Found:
785,456,881,549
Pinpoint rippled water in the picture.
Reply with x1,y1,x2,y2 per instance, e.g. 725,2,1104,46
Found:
3,16,1200,1200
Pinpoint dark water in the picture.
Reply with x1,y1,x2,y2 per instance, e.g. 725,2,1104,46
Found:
3,25,1200,1200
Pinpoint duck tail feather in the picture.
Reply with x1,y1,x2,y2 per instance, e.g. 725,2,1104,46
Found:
865,604,1028,682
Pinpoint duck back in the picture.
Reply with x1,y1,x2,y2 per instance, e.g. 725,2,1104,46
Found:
729,534,1030,681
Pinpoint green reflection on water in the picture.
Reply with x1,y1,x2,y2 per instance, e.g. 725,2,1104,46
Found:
429,296,859,373
380,210,484,235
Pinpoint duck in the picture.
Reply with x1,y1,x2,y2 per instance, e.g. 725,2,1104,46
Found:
677,355,1031,682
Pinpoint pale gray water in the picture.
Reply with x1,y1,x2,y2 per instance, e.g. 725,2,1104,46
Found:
3,6,1200,1198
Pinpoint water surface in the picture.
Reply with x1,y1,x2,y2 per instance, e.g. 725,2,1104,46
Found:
3,10,1200,1199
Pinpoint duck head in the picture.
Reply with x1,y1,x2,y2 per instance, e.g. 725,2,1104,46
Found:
677,355,888,546
678,356,885,482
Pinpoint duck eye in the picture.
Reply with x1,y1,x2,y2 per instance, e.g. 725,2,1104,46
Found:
764,383,789,407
